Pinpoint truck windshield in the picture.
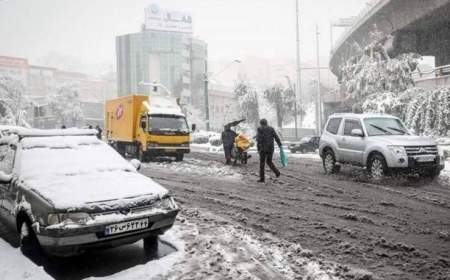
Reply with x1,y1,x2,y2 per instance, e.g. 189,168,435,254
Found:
364,118,409,136
148,115,189,133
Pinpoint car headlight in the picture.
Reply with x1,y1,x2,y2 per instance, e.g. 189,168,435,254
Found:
155,197,178,210
58,213,92,225
47,214,60,225
388,145,407,156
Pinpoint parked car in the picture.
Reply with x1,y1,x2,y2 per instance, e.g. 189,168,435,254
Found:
0,128,179,257
319,113,445,180
288,136,320,153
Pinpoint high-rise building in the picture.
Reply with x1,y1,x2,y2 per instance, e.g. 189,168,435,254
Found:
116,3,207,108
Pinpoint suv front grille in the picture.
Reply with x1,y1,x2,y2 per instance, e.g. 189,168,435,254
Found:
404,145,438,156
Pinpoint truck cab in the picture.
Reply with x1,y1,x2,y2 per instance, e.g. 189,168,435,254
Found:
105,94,191,162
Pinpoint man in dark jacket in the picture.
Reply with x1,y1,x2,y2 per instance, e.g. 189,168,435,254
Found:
256,119,281,182
221,125,237,164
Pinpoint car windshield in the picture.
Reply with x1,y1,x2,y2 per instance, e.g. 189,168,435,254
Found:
364,117,409,136
17,136,133,179
148,114,188,133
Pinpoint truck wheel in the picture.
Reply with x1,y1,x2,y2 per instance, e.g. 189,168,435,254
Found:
368,153,388,180
175,154,184,162
19,219,40,256
322,149,340,174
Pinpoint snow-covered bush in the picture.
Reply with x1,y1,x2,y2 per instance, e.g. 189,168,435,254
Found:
404,88,450,136
264,83,295,128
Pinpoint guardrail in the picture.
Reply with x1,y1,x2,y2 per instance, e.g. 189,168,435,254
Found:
412,64,450,79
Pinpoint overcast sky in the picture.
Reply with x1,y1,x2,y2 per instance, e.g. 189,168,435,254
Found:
0,0,368,67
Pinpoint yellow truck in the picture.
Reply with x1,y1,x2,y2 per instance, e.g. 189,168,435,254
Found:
105,94,191,161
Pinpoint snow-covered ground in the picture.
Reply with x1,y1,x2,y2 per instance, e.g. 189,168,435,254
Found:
0,239,51,280
1,209,349,280
144,158,241,179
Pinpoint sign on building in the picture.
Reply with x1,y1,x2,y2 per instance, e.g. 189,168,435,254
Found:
144,3,193,34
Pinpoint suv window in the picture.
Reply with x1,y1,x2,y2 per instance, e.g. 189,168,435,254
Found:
0,144,16,174
326,118,342,134
344,119,363,136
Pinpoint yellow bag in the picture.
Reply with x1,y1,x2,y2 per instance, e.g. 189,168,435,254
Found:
235,134,251,150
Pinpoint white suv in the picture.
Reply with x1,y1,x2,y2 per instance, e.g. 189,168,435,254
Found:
319,113,445,179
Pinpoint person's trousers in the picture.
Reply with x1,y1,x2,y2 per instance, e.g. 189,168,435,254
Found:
259,150,280,181
224,144,233,163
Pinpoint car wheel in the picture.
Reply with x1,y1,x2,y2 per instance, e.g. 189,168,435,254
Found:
290,149,296,154
143,235,159,258
175,154,184,162
323,150,340,174
19,219,40,256
368,153,388,180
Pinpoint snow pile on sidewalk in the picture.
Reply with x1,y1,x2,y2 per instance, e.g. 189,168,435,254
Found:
145,158,241,179
0,239,51,280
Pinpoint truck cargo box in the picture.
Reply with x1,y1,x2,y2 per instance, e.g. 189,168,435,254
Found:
105,95,147,142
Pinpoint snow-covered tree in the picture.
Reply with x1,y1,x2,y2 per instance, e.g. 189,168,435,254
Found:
264,83,295,128
48,83,84,127
234,80,260,130
404,88,450,136
0,74,31,126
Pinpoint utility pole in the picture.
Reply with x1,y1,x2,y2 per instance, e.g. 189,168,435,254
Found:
315,23,322,135
295,0,302,128
204,59,210,131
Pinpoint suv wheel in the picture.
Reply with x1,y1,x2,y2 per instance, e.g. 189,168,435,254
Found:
323,150,340,174
19,219,40,256
368,153,388,180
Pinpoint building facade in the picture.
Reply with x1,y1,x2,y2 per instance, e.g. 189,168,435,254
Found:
0,55,116,128
116,4,207,108
207,84,238,131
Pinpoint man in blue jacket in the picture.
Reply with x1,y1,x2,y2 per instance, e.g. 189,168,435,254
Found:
256,119,282,182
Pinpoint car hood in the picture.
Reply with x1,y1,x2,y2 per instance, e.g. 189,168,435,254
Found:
369,135,436,146
21,170,169,211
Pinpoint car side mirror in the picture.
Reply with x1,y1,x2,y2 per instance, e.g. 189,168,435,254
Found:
0,171,12,183
351,129,364,137
191,124,196,132
130,159,142,171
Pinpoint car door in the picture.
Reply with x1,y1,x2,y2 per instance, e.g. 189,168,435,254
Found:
0,143,16,224
340,119,365,164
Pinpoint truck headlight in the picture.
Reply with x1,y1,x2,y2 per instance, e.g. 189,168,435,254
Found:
59,213,92,225
388,145,407,156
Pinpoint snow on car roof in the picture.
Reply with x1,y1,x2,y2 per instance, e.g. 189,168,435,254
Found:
16,135,168,209
13,127,98,137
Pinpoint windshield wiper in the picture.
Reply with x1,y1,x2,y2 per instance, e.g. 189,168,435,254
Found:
369,124,392,135
387,126,408,135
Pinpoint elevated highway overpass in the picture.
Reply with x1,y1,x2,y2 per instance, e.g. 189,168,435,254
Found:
330,0,450,78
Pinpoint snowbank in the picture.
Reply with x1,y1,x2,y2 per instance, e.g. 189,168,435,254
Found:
145,158,240,179
0,239,51,280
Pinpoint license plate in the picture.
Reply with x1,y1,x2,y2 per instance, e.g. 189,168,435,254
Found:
416,155,435,162
104,218,149,236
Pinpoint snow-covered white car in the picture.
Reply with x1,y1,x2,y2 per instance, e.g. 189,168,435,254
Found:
0,128,179,257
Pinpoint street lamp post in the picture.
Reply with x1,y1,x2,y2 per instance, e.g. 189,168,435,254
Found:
204,59,241,131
